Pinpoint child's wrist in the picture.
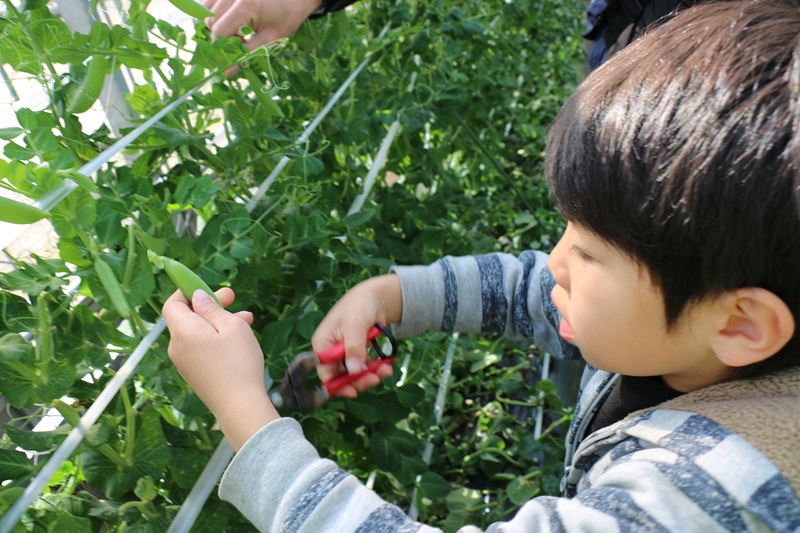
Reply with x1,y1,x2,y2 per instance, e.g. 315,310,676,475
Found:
218,391,280,451
372,274,403,324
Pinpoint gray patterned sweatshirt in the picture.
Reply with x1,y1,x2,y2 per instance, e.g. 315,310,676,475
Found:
219,252,800,532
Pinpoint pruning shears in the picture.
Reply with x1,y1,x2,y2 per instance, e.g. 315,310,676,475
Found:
269,323,397,412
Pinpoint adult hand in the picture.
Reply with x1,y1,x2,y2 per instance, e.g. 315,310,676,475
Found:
162,287,279,451
311,274,402,398
203,0,323,50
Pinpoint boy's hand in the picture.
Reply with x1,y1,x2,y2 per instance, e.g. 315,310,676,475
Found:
312,274,402,398
162,288,279,451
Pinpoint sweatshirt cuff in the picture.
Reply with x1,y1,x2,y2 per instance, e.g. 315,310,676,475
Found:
390,263,445,338
219,418,325,527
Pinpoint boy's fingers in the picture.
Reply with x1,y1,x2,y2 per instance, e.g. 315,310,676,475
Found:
234,310,254,325
162,290,211,335
342,322,371,374
191,290,237,332
215,287,235,308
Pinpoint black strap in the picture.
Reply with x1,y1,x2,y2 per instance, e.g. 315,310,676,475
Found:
603,0,648,48
309,0,359,19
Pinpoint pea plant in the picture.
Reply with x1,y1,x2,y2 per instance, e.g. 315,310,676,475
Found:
0,0,584,530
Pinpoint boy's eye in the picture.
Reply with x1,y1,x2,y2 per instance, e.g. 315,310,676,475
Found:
569,245,596,263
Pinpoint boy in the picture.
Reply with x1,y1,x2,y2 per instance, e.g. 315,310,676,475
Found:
162,2,800,530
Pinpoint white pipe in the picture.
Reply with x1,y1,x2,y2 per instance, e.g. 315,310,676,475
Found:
534,352,551,439
165,440,234,533
347,120,400,216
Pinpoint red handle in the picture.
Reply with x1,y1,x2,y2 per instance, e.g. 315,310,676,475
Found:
323,357,395,396
315,324,384,365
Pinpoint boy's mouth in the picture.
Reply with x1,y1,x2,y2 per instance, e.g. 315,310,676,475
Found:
558,317,575,343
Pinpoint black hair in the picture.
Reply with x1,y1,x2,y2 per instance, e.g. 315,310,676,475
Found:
545,0,800,378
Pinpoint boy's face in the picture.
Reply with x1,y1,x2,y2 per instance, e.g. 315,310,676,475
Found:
548,222,731,392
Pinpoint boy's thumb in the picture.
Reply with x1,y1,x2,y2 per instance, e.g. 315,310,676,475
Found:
192,290,223,323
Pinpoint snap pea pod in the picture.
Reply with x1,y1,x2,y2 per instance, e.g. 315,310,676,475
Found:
94,258,132,318
166,0,215,19
67,54,108,115
0,196,50,224
161,256,220,305
53,399,81,427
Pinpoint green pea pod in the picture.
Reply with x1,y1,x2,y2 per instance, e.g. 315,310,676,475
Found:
67,54,108,115
166,0,215,19
162,257,221,305
94,258,132,318
0,196,50,224
53,399,81,427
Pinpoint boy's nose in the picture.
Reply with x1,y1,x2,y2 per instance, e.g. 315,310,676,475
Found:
548,227,570,292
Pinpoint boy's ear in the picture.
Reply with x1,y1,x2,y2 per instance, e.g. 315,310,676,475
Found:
709,288,795,367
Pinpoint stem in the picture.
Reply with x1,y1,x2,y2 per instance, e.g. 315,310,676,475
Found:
130,308,148,337
98,443,130,469
196,423,213,450
122,223,137,287
538,413,573,439
118,500,159,520
35,293,54,375
5,360,44,386
120,383,136,461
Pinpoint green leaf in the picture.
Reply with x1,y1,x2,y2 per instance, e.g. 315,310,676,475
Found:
418,471,451,500
0,333,33,363
168,447,212,489
51,189,97,237
3,425,66,451
369,432,400,471
296,310,322,340
4,141,36,160
192,35,248,69
134,475,157,501
469,352,501,372
94,205,125,246
507,475,539,505
0,449,35,481
82,408,170,498
123,247,156,309
44,512,92,533
0,358,74,407
0,20,40,75
341,208,375,230
393,455,427,485
395,383,426,408
0,127,23,140
345,390,409,424
0,292,30,334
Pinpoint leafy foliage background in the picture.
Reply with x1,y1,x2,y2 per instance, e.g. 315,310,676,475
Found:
0,0,584,530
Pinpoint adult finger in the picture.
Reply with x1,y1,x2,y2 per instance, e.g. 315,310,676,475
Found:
246,28,283,51
204,0,235,34
210,4,251,42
